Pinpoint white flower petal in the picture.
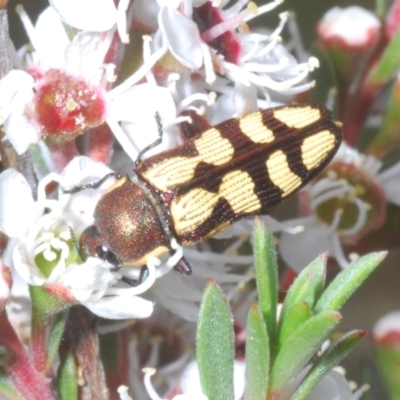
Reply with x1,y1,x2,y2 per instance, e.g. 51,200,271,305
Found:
0,169,38,238
34,7,70,69
84,295,154,319
61,156,113,187
131,0,160,31
4,114,41,155
64,32,111,79
13,242,46,286
373,311,400,340
110,83,177,124
155,289,200,321
379,162,400,206
158,6,203,69
279,218,331,271
61,259,116,302
309,370,353,400
180,360,245,400
49,0,118,32
0,70,34,124
110,83,179,159
59,156,113,230
232,82,258,116
208,93,237,125
319,6,381,47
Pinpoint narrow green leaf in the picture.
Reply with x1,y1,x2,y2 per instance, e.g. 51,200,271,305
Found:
197,280,235,400
30,285,71,320
48,311,68,367
58,351,78,400
253,218,277,347
291,330,366,400
269,311,341,394
369,28,400,85
245,304,269,400
280,254,326,324
374,339,400,399
314,252,386,314
368,79,400,157
277,302,312,353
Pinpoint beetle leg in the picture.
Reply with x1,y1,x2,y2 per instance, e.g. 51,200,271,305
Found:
62,172,122,194
137,265,150,284
173,256,192,276
120,276,138,286
135,112,163,167
120,266,149,286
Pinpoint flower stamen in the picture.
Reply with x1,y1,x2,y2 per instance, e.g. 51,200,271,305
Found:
340,198,369,236
143,368,162,400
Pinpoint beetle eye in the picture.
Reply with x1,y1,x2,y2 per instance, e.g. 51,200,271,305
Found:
95,245,120,270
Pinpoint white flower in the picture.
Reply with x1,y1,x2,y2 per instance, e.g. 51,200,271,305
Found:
0,158,155,320
0,70,39,154
373,311,400,342
317,6,381,47
156,249,252,321
279,143,400,270
49,0,130,43
3,0,319,171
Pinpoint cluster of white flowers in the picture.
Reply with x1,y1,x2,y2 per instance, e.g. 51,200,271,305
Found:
0,0,318,322
1,1,388,398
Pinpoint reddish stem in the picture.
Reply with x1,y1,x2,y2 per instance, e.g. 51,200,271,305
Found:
86,124,114,165
0,313,55,400
31,319,51,377
45,139,79,172
341,85,378,147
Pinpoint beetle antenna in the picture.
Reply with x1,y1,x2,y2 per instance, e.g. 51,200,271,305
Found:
62,172,121,194
68,225,83,261
135,112,164,167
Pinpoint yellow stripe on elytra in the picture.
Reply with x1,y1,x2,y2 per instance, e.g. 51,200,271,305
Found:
141,128,234,191
239,112,275,143
301,131,336,170
266,150,302,197
171,170,261,235
273,106,321,129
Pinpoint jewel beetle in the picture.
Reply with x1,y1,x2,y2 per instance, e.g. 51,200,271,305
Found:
65,104,342,277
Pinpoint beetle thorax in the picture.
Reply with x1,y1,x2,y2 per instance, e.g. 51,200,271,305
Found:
94,177,170,266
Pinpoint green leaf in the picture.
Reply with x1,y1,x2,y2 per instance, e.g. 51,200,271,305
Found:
291,330,366,400
280,254,326,324
277,302,312,353
30,285,72,320
245,304,269,400
47,312,68,367
374,338,400,399
314,252,386,313
368,79,400,157
368,28,400,86
57,350,78,400
253,218,277,348
269,311,341,394
197,280,235,400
